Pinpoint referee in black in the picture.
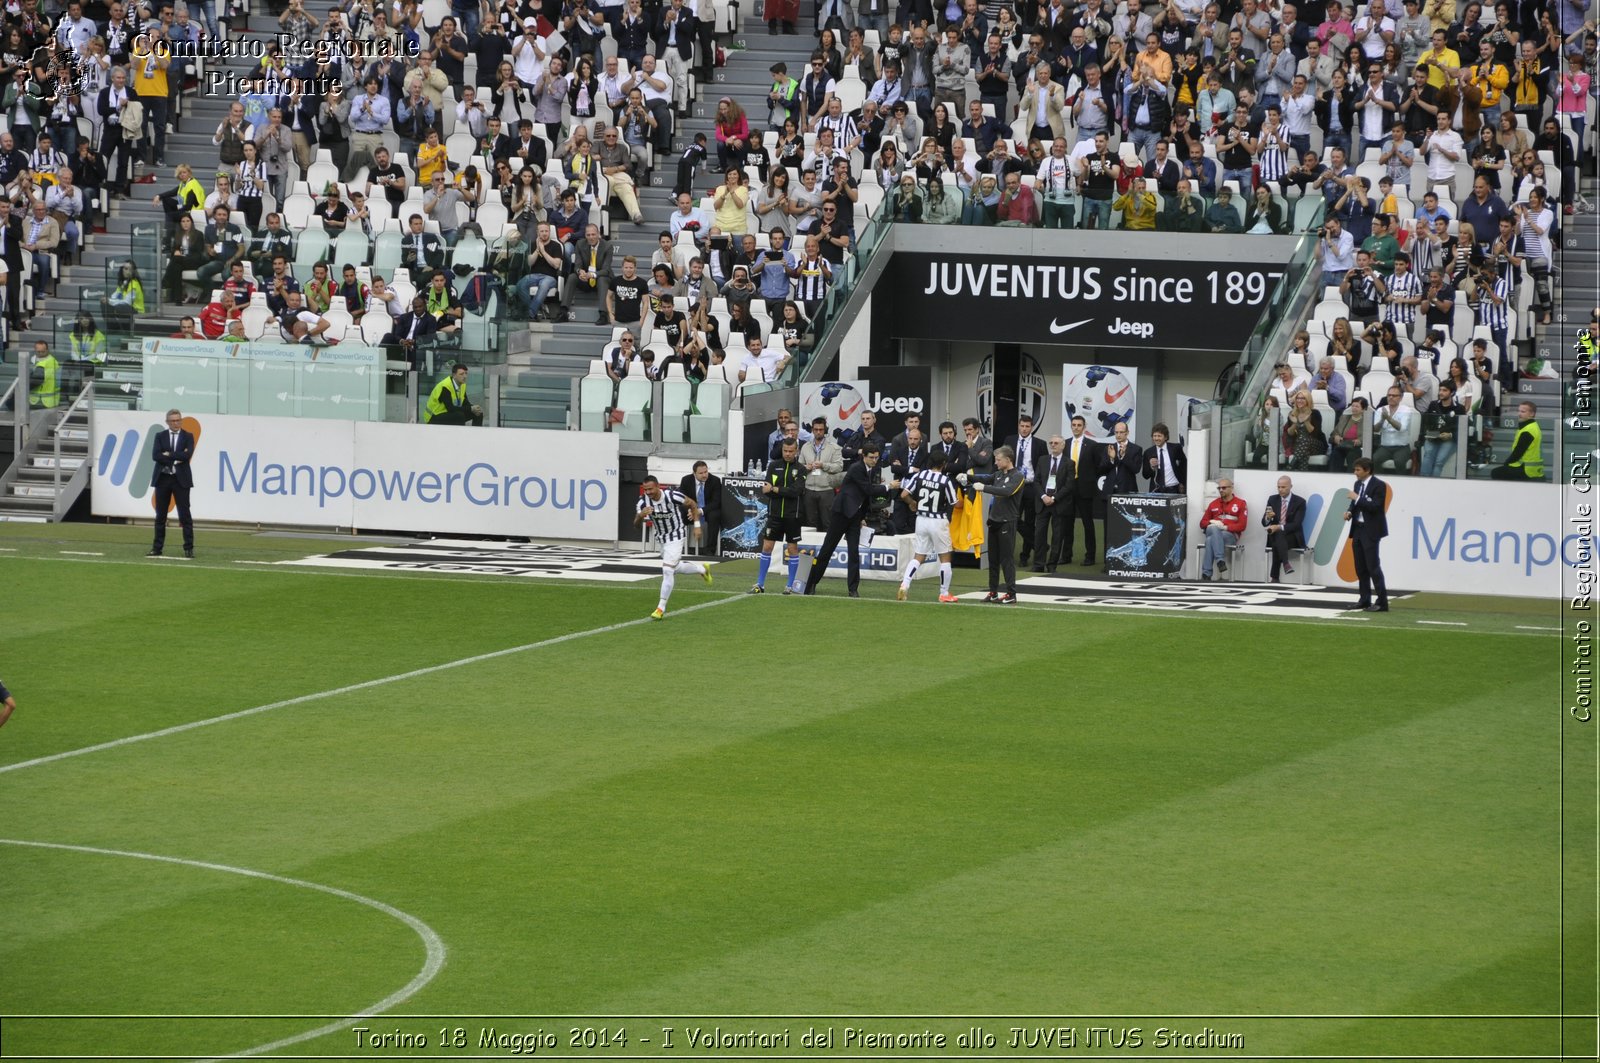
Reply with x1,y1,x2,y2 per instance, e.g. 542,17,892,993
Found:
802,443,900,598
961,445,1024,604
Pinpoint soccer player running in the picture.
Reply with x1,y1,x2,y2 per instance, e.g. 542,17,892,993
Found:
750,438,807,594
634,475,712,620
896,448,960,603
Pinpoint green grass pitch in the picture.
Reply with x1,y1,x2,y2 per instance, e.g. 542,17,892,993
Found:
0,525,1590,1062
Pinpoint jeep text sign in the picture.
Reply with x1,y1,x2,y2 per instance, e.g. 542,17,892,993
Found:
859,365,934,443
885,254,1287,351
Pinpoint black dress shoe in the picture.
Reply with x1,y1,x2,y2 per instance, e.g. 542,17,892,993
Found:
1081,556,1096,565
1046,565,1057,572
1365,604,1388,612
848,590,859,597
146,549,162,557
1030,565,1045,572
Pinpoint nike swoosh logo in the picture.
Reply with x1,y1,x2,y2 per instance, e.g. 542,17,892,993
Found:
1049,317,1093,335
1106,385,1131,404
839,398,862,419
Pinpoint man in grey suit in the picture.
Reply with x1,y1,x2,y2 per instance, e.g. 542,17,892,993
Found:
561,223,614,323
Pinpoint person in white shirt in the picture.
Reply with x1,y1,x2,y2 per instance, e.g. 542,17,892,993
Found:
1037,136,1074,228
1421,108,1462,181
1372,385,1415,471
1513,188,1555,325
1352,0,1396,62
1318,215,1356,284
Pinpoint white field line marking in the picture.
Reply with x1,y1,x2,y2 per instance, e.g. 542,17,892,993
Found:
1516,625,1561,632
0,595,744,778
0,838,446,1062
59,551,104,556
1417,620,1468,626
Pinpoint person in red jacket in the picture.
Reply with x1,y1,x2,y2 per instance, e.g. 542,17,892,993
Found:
1199,477,1248,579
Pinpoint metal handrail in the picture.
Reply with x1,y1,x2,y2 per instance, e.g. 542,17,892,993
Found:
50,380,95,490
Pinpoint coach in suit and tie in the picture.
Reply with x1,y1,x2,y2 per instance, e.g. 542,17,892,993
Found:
1261,474,1306,581
1032,434,1070,571
1061,415,1101,566
1344,456,1388,611
679,460,723,555
148,408,195,559
1141,422,1187,494
886,427,927,533
1098,421,1143,555
1003,414,1045,566
803,442,900,597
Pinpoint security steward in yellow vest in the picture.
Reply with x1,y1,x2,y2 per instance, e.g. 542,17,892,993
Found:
1490,399,1543,480
425,363,483,426
28,344,60,408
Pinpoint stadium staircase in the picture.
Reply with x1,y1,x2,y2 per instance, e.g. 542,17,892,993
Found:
0,380,94,521
502,11,822,428
1514,188,1598,480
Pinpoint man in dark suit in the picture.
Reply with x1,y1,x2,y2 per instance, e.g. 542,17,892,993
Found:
1344,456,1388,611
1141,422,1187,494
1032,434,1070,571
1099,420,1143,551
561,223,614,323
803,443,899,596
0,199,22,330
679,461,723,556
382,294,440,366
1262,473,1306,581
97,67,136,194
148,408,195,559
1061,415,1100,565
930,420,970,475
1002,413,1045,566
885,426,927,533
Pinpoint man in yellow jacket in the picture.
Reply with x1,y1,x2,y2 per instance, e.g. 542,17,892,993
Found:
131,29,172,168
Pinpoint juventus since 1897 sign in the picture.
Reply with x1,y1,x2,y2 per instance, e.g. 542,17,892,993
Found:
888,253,1287,352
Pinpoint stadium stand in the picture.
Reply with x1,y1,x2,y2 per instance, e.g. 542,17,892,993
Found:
0,0,1591,521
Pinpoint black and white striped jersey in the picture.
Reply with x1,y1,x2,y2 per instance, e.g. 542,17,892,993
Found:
637,488,692,541
902,469,958,518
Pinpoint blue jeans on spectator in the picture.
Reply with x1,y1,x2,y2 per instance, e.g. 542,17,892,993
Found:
858,12,887,33
1080,196,1112,229
1129,128,1161,162
1321,268,1348,287
1075,124,1106,144
1420,438,1456,477
1041,198,1074,229
516,273,558,318
1221,166,1253,193
1324,130,1351,156
195,0,220,38
453,3,480,39
1360,137,1388,161
904,86,931,119
1288,133,1310,158
1202,524,1237,577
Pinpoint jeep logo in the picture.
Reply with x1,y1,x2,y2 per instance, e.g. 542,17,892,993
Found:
1106,317,1155,339
869,391,925,414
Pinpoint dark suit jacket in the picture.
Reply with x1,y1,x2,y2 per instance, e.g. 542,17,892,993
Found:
1062,434,1101,498
886,440,926,478
385,310,439,345
931,439,969,474
569,236,614,280
1348,475,1388,539
1142,440,1188,491
1034,449,1072,506
150,427,195,488
678,472,723,521
652,8,698,59
1100,441,1143,497
832,459,894,519
1261,491,1306,548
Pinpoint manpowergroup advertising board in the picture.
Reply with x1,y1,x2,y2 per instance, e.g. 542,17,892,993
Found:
92,411,619,540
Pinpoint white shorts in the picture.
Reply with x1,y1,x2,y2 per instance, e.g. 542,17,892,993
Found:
913,515,952,557
660,538,685,568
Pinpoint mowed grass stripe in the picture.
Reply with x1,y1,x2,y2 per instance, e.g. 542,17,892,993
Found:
585,680,1552,1028
0,559,688,768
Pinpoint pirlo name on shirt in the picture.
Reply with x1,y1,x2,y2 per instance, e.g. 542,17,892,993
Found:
921,261,1200,305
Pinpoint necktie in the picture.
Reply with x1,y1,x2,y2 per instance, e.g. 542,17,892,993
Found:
170,431,177,451
1050,457,1058,482
1160,446,1169,485
697,482,705,508
1118,444,1125,460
